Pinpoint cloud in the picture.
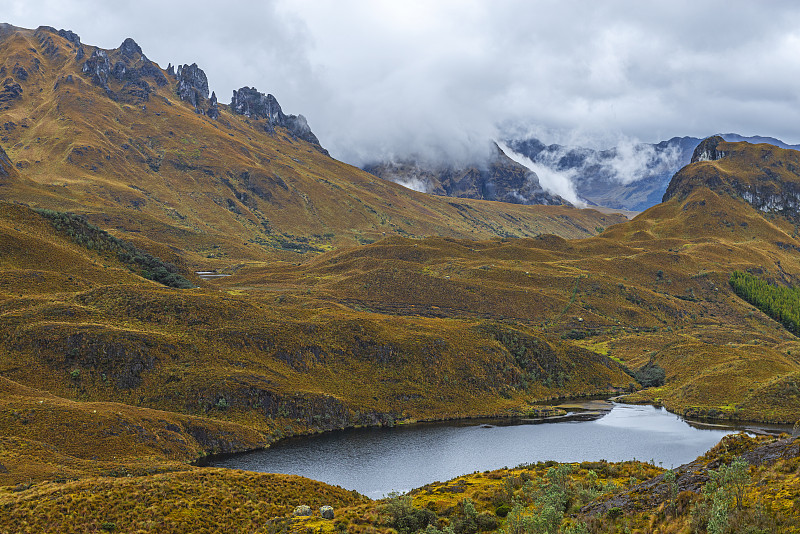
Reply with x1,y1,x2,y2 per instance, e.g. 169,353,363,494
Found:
7,0,800,167
496,142,583,206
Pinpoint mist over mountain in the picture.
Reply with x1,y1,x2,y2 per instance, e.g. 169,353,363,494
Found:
366,132,800,212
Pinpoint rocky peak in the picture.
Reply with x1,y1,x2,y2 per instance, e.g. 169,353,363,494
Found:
664,139,800,222
231,87,285,123
230,87,325,152
80,39,166,102
57,29,81,47
207,91,220,119
175,63,217,117
176,64,209,106
119,38,142,58
691,136,727,163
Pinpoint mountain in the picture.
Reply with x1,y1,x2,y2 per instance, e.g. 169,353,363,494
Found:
664,135,800,220
364,143,570,206
0,24,617,273
505,133,800,212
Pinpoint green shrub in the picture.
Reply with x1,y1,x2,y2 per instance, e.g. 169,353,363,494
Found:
36,209,193,289
495,503,511,517
634,361,666,388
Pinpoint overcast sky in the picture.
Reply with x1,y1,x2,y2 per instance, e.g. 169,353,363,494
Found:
7,0,800,166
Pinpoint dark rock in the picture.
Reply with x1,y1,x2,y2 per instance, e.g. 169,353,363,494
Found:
82,49,112,90
119,38,143,58
112,61,127,80
691,135,726,163
176,63,209,112
81,45,166,99
12,65,28,81
320,506,334,519
166,63,175,77
138,60,167,86
231,87,284,122
75,46,84,61
207,91,219,119
36,34,59,58
0,78,23,104
119,80,152,103
57,29,81,47
230,87,326,151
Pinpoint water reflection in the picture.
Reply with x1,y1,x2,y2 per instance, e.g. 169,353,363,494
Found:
210,402,776,499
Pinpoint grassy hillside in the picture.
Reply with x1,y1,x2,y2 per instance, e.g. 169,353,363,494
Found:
210,182,800,423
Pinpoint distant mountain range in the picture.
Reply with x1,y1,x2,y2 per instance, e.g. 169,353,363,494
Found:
366,133,800,212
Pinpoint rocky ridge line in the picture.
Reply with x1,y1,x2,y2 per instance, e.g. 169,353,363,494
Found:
230,86,327,153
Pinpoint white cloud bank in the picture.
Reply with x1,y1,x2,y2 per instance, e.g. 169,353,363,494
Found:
7,0,800,167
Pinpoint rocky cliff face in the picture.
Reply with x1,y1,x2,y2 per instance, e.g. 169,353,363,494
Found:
80,38,167,102
230,87,326,153
663,137,800,221
175,63,217,116
364,144,570,206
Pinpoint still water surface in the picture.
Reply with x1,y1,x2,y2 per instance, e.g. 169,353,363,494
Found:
212,402,753,499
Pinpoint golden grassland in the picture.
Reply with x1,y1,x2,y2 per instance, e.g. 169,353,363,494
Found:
0,468,366,534
212,186,800,423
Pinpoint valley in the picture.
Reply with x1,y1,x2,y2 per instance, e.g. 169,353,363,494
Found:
0,23,798,534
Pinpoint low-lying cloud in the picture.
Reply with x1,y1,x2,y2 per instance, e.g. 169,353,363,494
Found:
496,141,583,206
8,0,800,170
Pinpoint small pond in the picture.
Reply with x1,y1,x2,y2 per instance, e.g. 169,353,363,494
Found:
209,402,785,499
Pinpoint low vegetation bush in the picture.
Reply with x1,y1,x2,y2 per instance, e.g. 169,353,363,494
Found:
36,209,193,288
634,361,666,388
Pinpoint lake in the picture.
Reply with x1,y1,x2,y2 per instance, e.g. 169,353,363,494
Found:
209,401,776,499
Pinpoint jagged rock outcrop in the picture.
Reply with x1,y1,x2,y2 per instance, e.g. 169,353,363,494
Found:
81,49,112,92
230,87,326,152
207,91,219,119
57,29,81,47
691,135,727,163
175,63,214,115
119,37,142,58
80,38,167,102
365,143,570,206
